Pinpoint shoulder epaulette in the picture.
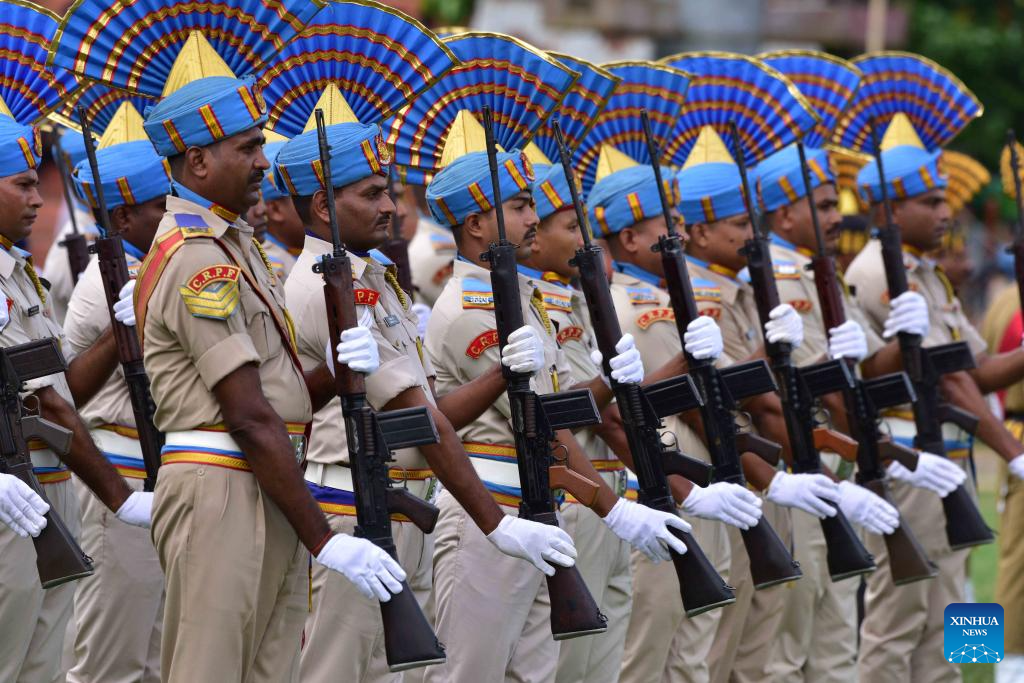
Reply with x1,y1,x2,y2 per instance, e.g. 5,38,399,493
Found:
174,213,216,237
692,278,721,303
625,285,658,306
462,277,494,310
541,289,572,314
772,259,801,280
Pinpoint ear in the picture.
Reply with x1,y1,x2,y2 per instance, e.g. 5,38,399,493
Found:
689,222,711,248
184,147,207,180
463,211,484,239
312,188,330,225
110,204,131,234
618,227,640,254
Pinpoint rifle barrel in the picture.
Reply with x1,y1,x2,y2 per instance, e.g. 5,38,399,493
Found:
640,111,679,239
314,109,344,257
481,106,508,245
551,119,594,248
76,106,114,237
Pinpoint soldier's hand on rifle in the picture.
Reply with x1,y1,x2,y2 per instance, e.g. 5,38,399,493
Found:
836,481,899,535
315,534,407,602
486,515,578,576
602,499,691,563
500,325,545,375
828,320,869,362
883,291,930,339
886,452,965,497
680,481,762,530
764,304,804,348
683,316,723,360
0,473,49,538
114,491,153,529
589,333,645,385
113,280,136,327
1009,454,1024,480
326,321,381,376
765,471,839,519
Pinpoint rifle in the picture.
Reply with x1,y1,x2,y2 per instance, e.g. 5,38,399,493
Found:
798,141,936,584
870,124,993,550
1006,130,1024,314
730,127,875,582
76,106,164,493
479,106,608,639
53,129,91,286
551,120,736,616
0,339,94,588
311,110,446,671
378,167,415,298
641,111,802,589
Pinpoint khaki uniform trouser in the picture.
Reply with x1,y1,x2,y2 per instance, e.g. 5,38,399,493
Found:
300,512,429,683
858,476,971,683
152,463,307,683
997,464,1024,655
555,502,632,683
768,509,859,682
423,490,559,683
67,476,164,683
709,501,790,683
0,478,79,683
619,514,731,683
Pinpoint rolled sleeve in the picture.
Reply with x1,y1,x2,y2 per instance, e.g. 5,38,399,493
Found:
195,332,261,391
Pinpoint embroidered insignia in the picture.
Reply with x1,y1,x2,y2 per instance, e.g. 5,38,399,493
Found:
699,308,722,320
377,136,393,165
692,278,721,303
463,292,494,309
636,308,675,329
354,288,381,306
788,299,813,313
542,291,572,313
178,265,241,320
557,325,585,345
253,86,267,115
466,329,499,358
773,261,801,280
626,286,658,306
520,152,535,182
175,213,209,228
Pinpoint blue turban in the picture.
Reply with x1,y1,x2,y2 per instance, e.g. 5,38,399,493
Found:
677,162,747,225
0,115,40,179
755,144,835,213
587,166,678,236
857,146,946,204
74,140,171,211
261,140,289,201
425,150,536,227
143,76,267,157
274,122,389,197
534,163,576,221
52,130,87,176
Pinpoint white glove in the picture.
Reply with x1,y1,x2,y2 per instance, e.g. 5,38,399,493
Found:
1008,454,1024,480
603,498,691,563
325,325,380,376
486,515,578,576
828,320,869,362
411,302,431,339
315,533,406,602
501,325,545,375
114,491,153,529
765,471,839,519
883,291,929,338
683,316,724,360
0,474,48,538
887,452,965,497
681,481,762,529
836,481,899,535
764,303,804,348
589,333,645,385
113,279,136,327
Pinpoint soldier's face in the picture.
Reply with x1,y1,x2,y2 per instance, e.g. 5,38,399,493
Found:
534,209,582,278
247,191,269,242
787,184,841,253
202,127,270,214
0,169,42,242
704,213,752,272
266,196,305,248
622,214,675,275
477,191,538,260
114,195,166,253
335,174,395,252
891,189,951,251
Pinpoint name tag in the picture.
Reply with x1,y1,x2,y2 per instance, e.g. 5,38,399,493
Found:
27,305,39,317
384,315,401,328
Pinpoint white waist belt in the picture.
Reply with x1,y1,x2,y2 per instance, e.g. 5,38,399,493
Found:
468,457,521,490
165,429,242,453
305,461,434,500
91,428,143,462
29,447,61,470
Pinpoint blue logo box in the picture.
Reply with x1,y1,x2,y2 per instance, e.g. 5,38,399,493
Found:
944,603,1004,664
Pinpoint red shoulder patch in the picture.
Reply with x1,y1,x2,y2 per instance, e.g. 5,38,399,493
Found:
354,288,380,306
699,308,722,320
466,329,499,359
557,325,585,345
788,299,813,313
636,308,675,329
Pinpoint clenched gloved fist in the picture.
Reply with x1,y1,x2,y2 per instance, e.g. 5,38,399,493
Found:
115,491,153,529
887,452,965,497
683,316,724,360
589,333,645,385
113,279,136,327
486,515,577,576
316,534,406,602
326,325,380,376
828,320,868,362
681,481,762,529
603,498,691,563
1008,454,1024,481
0,473,48,538
883,291,929,338
765,471,839,519
836,481,898,535
501,325,545,375
764,304,804,348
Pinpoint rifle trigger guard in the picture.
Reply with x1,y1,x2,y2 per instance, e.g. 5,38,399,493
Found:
733,411,753,431
22,394,40,417
660,430,679,451
813,406,832,429
551,443,569,465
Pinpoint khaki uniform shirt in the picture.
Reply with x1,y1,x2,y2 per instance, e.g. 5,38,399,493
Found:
285,234,433,473
0,241,73,471
138,192,311,432
63,250,143,428
608,263,711,472
768,237,884,367
684,255,761,363
425,258,573,502
409,216,455,306
261,233,299,284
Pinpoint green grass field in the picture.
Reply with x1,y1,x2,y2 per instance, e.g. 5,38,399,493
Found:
962,488,1000,683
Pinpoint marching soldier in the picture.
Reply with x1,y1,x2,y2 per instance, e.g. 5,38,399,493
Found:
63,105,170,683
254,131,303,283
405,172,457,309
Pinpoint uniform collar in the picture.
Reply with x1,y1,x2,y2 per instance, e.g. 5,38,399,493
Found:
265,231,303,257
0,235,27,279
164,194,235,239
612,260,663,288
901,243,935,271
302,232,369,280
171,181,241,224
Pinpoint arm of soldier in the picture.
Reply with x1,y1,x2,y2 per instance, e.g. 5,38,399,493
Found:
64,327,119,407
860,340,904,378
383,386,502,534
33,385,131,510
430,366,506,430
60,265,121,407
303,363,336,413
213,365,332,551
970,347,1024,394
941,370,1024,463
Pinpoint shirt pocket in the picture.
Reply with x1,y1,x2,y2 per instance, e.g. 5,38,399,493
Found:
239,284,282,363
